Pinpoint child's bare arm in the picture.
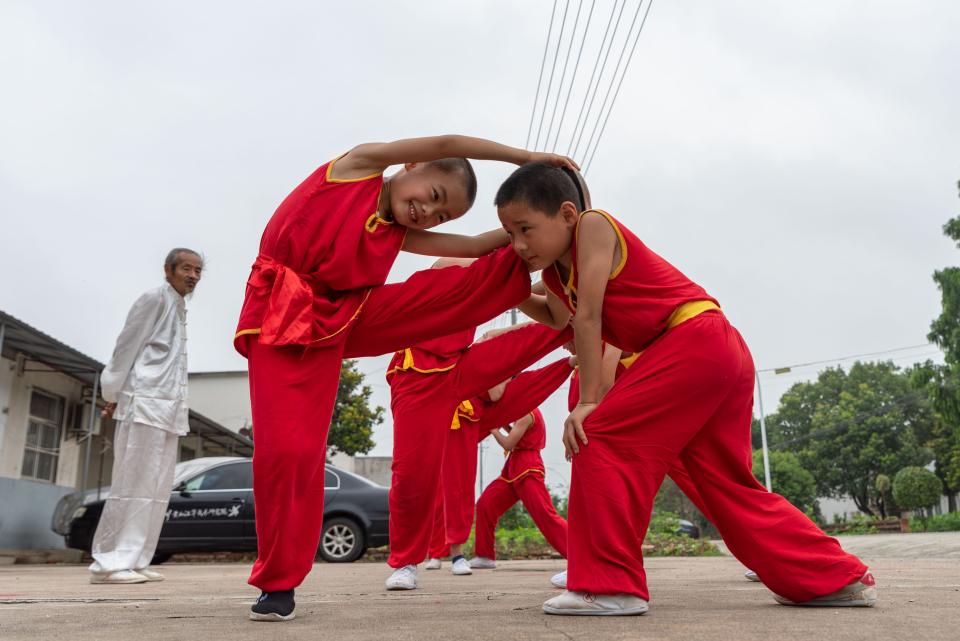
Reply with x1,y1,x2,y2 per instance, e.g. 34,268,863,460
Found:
333,135,579,180
564,212,618,456
492,414,534,451
402,227,509,257
519,287,570,329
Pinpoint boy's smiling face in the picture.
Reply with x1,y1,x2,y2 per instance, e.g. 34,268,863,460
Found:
385,163,471,230
498,200,580,271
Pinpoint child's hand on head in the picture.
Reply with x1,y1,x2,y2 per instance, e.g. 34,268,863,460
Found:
527,152,580,171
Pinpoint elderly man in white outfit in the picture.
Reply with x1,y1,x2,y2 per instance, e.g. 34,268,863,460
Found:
89,248,203,584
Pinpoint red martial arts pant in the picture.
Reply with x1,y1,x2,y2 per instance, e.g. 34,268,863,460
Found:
566,312,868,602
387,327,571,569
427,486,450,560
441,358,575,547
474,463,568,560
246,249,532,592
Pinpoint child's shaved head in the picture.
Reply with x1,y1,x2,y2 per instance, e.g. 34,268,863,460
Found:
494,162,582,215
428,158,478,208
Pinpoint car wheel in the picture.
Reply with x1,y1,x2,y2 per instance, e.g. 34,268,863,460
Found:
318,517,365,563
151,553,172,565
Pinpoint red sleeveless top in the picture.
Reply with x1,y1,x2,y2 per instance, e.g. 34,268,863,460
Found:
235,156,407,355
501,408,546,483
541,210,717,354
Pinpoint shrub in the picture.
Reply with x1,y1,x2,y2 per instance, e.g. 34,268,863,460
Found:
909,511,960,532
892,467,943,512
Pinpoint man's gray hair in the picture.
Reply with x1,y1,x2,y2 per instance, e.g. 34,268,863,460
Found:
164,248,203,271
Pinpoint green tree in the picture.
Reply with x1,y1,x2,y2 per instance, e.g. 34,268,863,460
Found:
907,362,960,511
921,192,960,510
751,450,818,517
764,361,933,515
326,359,384,458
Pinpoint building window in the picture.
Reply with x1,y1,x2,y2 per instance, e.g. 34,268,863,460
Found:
22,389,64,483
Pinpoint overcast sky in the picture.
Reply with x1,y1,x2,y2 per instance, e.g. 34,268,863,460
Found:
2,1,958,492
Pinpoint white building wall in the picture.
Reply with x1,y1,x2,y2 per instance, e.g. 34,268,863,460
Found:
0,357,91,487
187,371,251,433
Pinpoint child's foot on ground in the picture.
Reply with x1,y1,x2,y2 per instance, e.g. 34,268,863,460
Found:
744,569,760,582
550,570,567,589
249,589,296,622
468,556,496,569
385,565,419,590
424,558,441,570
451,557,472,575
773,572,877,607
542,590,649,616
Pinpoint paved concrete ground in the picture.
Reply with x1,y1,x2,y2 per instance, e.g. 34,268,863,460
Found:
1,551,958,641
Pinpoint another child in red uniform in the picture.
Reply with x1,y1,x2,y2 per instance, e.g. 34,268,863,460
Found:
238,136,577,622
384,321,570,589
425,357,574,575
497,163,875,616
470,408,568,569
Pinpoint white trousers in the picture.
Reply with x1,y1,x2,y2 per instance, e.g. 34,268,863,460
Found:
89,420,179,574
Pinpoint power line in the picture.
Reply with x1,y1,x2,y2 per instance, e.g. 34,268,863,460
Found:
757,343,938,375
549,0,597,152
543,0,586,153
580,0,650,175
568,0,627,160
564,0,620,157
533,0,572,151
525,0,559,149
582,0,655,174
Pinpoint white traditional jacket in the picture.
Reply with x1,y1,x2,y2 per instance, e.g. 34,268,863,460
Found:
100,282,189,435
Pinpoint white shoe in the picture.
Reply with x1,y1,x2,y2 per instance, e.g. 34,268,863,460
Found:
543,590,649,616
135,568,165,582
744,570,760,583
550,570,567,589
773,571,878,607
90,570,149,585
385,565,418,591
424,558,442,570
468,556,496,569
451,558,473,576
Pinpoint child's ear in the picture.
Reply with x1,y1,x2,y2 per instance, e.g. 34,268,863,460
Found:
402,162,418,172
560,201,579,226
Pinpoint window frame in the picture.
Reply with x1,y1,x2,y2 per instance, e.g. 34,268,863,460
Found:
21,388,65,484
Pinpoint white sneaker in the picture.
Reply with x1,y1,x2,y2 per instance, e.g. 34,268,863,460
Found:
550,570,567,589
744,570,760,583
424,558,442,570
385,565,419,590
773,571,878,607
135,568,165,582
468,556,496,569
451,558,473,576
543,590,649,616
90,570,149,585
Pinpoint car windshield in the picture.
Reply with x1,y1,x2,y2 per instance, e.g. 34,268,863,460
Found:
172,460,215,487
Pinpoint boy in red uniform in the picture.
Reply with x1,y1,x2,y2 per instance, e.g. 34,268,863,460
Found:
496,163,876,616
384,321,571,589
237,136,576,621
470,408,568,570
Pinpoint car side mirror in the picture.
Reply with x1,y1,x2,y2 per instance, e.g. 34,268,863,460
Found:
174,482,190,496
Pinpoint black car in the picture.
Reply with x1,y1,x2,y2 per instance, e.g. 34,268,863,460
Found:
52,457,389,563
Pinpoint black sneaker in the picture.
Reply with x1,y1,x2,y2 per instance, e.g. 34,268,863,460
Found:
249,589,296,622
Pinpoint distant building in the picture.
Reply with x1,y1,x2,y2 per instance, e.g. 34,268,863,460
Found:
189,370,370,472
0,310,251,551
